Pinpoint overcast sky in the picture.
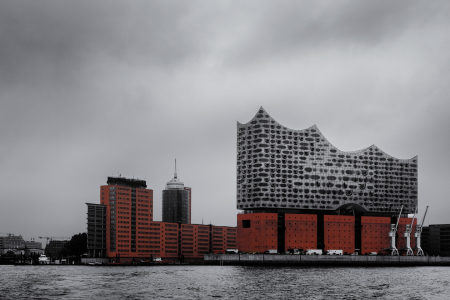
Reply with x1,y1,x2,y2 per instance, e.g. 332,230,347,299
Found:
1,1,449,242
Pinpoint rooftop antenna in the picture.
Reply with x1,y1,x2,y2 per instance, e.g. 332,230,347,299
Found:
174,159,177,179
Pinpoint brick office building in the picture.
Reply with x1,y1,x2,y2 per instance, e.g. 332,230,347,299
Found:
100,177,154,259
88,176,236,263
236,108,419,255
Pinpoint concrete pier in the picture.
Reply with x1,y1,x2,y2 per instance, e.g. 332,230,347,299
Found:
204,254,450,266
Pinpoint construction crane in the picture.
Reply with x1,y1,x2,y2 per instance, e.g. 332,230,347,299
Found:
384,205,403,256
403,207,416,256
415,206,429,256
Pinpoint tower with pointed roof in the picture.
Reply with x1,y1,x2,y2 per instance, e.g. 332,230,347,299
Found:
162,160,190,224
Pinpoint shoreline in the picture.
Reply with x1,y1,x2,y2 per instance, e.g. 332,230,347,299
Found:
204,254,450,266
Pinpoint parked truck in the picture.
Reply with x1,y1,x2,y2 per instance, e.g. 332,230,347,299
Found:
305,249,323,255
326,250,343,255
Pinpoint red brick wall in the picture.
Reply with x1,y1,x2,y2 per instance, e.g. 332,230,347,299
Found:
133,221,179,258
102,185,153,258
361,216,390,255
180,224,210,258
211,226,226,253
180,224,196,257
324,215,355,254
197,225,211,257
225,227,237,250
160,222,179,258
237,213,278,253
285,214,317,251
141,221,162,257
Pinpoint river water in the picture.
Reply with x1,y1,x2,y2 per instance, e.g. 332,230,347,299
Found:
0,265,449,299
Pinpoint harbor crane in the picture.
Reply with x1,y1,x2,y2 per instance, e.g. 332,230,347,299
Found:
403,207,416,256
415,206,429,256
385,205,403,256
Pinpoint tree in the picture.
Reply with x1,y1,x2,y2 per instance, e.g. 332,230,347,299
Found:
61,233,87,258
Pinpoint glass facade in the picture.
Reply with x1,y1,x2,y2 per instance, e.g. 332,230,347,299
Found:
86,203,106,258
237,107,418,214
162,189,189,224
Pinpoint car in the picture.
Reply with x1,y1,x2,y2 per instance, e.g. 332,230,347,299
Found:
350,252,359,256
369,252,378,256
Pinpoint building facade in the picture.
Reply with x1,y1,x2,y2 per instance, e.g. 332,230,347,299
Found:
422,224,450,256
86,203,107,257
237,108,419,254
25,240,42,250
88,176,235,262
184,187,192,224
162,166,190,224
100,177,154,258
0,235,25,254
45,239,70,257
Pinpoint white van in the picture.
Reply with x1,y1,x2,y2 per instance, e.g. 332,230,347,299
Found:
326,250,343,255
305,249,323,255
226,249,239,254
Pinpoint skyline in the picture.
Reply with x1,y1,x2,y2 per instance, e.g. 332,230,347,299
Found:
1,1,450,242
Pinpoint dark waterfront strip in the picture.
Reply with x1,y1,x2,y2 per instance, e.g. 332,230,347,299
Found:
205,254,450,266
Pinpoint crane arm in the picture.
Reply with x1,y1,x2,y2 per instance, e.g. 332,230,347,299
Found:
410,207,417,229
420,206,429,228
395,205,403,231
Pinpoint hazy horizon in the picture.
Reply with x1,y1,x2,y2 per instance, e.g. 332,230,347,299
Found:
1,1,450,242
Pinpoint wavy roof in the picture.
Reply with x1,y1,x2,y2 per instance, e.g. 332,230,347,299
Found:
238,106,417,162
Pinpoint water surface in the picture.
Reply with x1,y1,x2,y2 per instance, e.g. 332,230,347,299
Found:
1,265,448,299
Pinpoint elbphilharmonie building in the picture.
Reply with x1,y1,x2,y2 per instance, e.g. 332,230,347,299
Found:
236,108,421,254
237,107,418,215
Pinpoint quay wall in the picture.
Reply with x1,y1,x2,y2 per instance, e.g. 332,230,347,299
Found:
204,254,450,266
81,258,110,264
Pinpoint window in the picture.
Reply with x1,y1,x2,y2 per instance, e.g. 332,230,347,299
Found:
242,220,251,228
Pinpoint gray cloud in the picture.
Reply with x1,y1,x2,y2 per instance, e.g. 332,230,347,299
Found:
0,1,449,240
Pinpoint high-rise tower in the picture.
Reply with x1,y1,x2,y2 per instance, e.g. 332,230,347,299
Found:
162,160,190,224
184,187,192,224
100,177,153,258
